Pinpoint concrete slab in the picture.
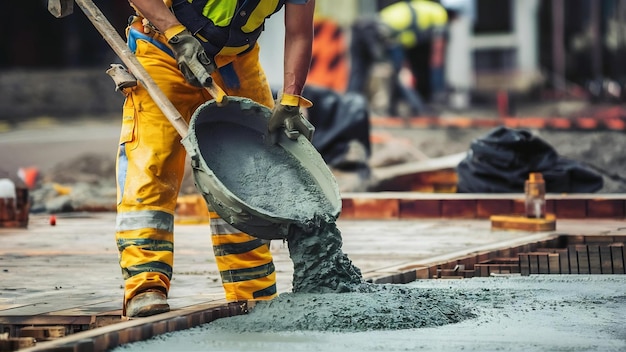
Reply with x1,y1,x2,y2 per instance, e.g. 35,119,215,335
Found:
112,275,626,352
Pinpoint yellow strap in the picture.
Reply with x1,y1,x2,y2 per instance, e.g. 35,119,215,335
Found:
164,24,187,41
280,93,313,108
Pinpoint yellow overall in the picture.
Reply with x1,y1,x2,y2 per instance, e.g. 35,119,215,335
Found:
115,13,277,307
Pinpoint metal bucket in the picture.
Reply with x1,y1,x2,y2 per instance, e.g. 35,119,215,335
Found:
182,97,341,240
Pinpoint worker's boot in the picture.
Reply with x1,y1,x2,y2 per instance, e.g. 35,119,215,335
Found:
125,288,170,318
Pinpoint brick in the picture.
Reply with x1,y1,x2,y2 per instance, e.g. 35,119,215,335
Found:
476,199,512,218
600,246,613,274
429,265,438,279
486,263,518,274
529,254,541,274
441,199,477,218
611,245,625,274
339,198,354,219
559,250,570,274
401,270,417,283
438,268,454,278
351,198,399,220
19,326,65,340
461,269,475,278
548,253,561,274
577,245,590,274
399,199,441,218
94,334,118,352
152,320,168,336
575,117,598,129
549,117,572,129
613,235,626,243
519,254,530,276
496,247,512,259
475,264,490,277
0,338,36,350
415,267,430,279
588,245,602,274
567,235,587,245
568,246,579,274
555,199,587,218
587,236,618,244
475,251,490,264
587,199,625,218
537,253,550,274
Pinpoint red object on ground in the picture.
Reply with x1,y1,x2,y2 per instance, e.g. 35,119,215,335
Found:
50,215,56,226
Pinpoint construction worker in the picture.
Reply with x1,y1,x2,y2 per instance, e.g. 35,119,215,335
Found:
117,0,316,317
383,0,450,104
348,0,451,115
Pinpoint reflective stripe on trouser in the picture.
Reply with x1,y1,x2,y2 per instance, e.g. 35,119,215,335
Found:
209,211,277,301
116,22,276,305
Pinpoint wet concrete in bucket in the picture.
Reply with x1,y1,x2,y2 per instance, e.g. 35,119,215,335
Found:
197,121,335,220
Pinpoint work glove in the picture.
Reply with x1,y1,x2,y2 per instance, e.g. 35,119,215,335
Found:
165,24,216,87
268,93,315,142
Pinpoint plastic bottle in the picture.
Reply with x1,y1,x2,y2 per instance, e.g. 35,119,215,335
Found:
525,172,546,218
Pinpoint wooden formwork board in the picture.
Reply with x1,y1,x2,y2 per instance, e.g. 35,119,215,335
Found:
18,301,249,352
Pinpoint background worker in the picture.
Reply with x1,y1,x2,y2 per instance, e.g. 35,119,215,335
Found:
116,0,316,318
348,0,453,115
384,0,450,105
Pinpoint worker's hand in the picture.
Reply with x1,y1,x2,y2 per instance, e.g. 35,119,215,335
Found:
165,24,216,87
268,93,314,142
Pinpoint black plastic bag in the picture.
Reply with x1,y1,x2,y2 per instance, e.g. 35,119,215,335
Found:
456,126,603,193
303,85,371,168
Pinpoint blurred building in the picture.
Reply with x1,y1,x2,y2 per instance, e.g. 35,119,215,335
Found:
1,1,128,69
2,0,626,119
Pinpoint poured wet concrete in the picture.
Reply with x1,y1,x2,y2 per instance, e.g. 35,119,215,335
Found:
206,283,474,332
113,275,626,352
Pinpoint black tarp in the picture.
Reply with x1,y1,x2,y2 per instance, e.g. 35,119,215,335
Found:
456,126,604,193
303,85,371,169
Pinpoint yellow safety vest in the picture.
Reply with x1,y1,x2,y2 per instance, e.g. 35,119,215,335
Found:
380,0,448,48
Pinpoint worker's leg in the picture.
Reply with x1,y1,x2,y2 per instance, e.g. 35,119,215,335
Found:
116,20,208,316
346,19,378,95
208,212,277,301
206,44,277,301
406,42,432,102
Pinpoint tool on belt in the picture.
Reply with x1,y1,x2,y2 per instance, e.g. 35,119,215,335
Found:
47,0,341,240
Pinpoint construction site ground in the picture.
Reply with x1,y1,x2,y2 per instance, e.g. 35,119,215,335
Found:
1,111,626,350
1,213,626,351
1,213,583,316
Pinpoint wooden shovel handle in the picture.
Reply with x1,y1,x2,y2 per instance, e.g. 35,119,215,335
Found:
75,0,190,137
